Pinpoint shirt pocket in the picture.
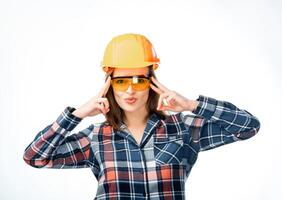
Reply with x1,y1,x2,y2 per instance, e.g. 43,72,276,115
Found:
153,134,184,166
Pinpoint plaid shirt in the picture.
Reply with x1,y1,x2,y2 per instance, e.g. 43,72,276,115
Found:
23,95,260,200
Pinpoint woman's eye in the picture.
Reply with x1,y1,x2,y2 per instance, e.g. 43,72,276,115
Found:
116,79,124,84
138,79,145,83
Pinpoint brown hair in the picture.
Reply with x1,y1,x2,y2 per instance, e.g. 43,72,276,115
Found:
104,65,167,130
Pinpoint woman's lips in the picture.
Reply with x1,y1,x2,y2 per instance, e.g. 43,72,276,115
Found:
124,97,137,104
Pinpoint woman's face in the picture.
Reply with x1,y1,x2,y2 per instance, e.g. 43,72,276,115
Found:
112,67,150,114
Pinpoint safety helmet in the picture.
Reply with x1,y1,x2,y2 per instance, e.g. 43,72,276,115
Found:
101,33,160,73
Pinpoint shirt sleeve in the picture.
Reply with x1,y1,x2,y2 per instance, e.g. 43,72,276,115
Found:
23,106,99,173
183,95,261,152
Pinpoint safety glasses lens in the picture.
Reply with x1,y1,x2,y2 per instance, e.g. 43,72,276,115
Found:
111,77,150,91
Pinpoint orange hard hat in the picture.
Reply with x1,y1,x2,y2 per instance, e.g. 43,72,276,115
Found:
101,33,160,72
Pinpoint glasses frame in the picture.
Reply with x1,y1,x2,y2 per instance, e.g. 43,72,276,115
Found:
110,75,152,91
111,75,151,80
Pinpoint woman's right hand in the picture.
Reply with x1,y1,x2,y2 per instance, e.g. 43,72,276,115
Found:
72,76,111,119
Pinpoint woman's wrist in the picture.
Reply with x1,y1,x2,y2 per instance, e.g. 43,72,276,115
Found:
185,99,199,112
72,108,87,119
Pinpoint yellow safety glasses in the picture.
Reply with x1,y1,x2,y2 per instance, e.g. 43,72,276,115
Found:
111,75,151,91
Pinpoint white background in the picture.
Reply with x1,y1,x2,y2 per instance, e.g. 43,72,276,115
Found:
1,0,282,199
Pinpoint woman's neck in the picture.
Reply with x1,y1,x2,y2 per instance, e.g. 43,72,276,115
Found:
123,108,149,127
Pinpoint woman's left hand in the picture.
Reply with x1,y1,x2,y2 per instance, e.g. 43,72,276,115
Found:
150,76,198,112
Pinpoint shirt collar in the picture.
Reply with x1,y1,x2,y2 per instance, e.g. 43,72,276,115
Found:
119,112,160,130
117,112,161,147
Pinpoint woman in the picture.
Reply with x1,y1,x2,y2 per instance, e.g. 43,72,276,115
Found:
23,33,261,200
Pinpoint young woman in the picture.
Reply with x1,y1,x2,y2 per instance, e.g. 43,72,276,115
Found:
23,33,261,200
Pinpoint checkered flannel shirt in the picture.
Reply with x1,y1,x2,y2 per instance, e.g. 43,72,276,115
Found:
23,95,260,200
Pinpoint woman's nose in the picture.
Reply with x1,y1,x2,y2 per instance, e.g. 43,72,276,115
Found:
126,84,135,94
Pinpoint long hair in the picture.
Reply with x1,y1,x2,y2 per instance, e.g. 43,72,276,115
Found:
104,65,167,130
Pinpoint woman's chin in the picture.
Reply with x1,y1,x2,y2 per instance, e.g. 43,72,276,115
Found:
120,104,143,113
122,107,139,113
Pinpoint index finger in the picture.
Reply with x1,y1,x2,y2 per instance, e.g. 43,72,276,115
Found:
150,83,163,95
98,76,111,97
150,76,170,92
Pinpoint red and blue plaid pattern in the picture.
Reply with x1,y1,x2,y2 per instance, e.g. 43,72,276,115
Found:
23,95,260,199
